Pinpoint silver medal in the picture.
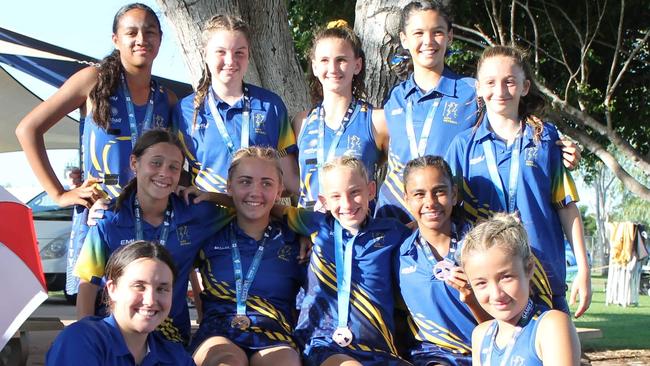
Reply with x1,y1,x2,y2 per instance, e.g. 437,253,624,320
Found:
433,260,454,281
332,326,353,347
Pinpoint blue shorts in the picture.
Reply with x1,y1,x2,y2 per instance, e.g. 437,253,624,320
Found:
303,339,410,366
190,315,295,356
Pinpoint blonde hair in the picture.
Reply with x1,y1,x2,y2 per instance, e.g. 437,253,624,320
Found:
192,14,251,130
322,156,369,183
227,146,283,185
460,212,532,269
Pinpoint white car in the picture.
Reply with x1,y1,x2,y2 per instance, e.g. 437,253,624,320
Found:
26,191,72,295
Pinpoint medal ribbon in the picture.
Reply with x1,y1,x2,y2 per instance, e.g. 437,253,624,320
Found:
405,96,440,159
334,221,356,330
481,130,523,213
120,73,156,149
207,85,251,156
316,100,360,189
418,232,458,267
133,196,172,245
483,298,535,366
230,222,269,316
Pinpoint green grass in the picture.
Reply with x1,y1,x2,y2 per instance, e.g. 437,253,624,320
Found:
572,275,650,351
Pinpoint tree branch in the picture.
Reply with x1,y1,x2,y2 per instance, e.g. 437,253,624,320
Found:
551,115,650,201
514,0,540,70
509,0,516,45
453,24,495,46
607,24,649,102
539,82,650,174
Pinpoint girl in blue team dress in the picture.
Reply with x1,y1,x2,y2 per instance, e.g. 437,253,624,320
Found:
47,241,194,366
190,147,303,366
445,46,591,316
294,20,387,211
396,155,490,366
174,15,299,196
461,213,580,366
74,129,231,345
16,3,176,298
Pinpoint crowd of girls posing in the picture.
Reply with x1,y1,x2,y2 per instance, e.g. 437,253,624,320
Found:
20,1,588,365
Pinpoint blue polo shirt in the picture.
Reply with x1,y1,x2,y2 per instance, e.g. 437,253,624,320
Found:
74,193,233,343
297,101,382,209
284,207,411,363
190,220,305,352
395,228,475,365
81,79,172,199
445,116,579,301
173,84,297,193
46,315,194,366
377,68,477,223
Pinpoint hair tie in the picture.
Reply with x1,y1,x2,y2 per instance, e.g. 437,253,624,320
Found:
327,19,349,29
390,54,410,67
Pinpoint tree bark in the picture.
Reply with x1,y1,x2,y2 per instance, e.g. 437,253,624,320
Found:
156,0,309,118
354,0,411,107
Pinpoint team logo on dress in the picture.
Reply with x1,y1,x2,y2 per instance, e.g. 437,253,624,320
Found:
525,145,539,167
443,102,459,124
153,114,166,128
470,155,485,165
110,96,118,102
277,245,292,262
391,108,404,116
369,232,385,248
510,356,525,366
254,113,266,134
177,225,191,246
120,239,136,246
346,135,361,154
111,107,119,116
401,265,417,274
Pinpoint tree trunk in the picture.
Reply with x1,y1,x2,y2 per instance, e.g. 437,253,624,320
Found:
155,0,309,118
354,0,409,107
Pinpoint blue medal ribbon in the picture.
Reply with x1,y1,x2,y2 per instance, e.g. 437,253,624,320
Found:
482,298,535,366
405,97,440,159
334,221,356,331
316,100,360,189
120,73,156,149
230,222,269,316
418,229,458,281
481,127,523,213
133,196,172,245
207,85,252,156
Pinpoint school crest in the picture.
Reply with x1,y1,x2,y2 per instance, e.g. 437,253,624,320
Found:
153,114,166,128
253,112,266,134
525,145,539,167
177,225,191,246
277,245,293,262
369,232,386,248
346,135,361,154
442,102,459,124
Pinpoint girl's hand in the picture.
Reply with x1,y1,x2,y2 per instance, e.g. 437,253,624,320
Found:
87,197,110,226
569,269,592,318
180,185,204,205
57,178,102,208
556,139,581,170
445,266,473,303
298,236,313,264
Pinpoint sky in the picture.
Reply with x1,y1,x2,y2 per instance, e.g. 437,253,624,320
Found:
0,0,189,201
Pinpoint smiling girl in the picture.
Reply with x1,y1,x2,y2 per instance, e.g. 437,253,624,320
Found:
74,129,231,345
47,241,194,365
174,14,299,196
190,147,303,366
446,46,591,317
461,213,580,366
294,21,387,210
16,3,177,298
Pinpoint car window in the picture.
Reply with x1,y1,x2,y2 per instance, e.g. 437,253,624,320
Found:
27,192,73,220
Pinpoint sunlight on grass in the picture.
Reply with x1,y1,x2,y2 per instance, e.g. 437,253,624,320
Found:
572,275,650,350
